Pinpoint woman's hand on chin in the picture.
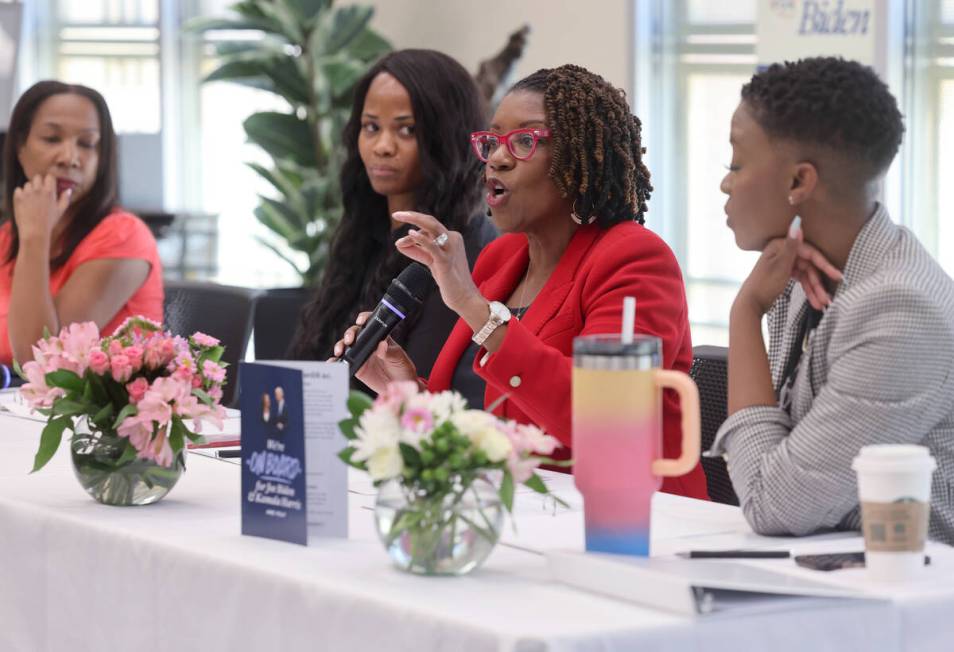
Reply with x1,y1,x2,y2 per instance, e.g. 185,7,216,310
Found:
392,211,484,316
12,174,72,245
736,219,843,315
331,311,419,394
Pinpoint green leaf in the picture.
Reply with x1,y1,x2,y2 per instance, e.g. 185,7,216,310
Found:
206,57,310,107
347,391,373,418
31,416,71,472
185,430,206,444
203,345,225,364
243,112,316,166
91,403,114,430
284,0,331,22
51,399,88,417
318,58,367,100
261,195,309,232
183,15,283,35
254,201,300,243
255,0,306,42
212,39,285,58
337,446,366,470
169,419,186,455
343,28,391,62
398,442,421,469
310,6,374,57
499,470,515,512
247,162,301,202
337,416,358,441
45,369,84,393
116,441,139,466
112,403,138,431
85,372,110,404
523,473,549,495
192,388,215,406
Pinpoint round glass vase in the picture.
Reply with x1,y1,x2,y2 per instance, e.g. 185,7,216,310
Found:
69,421,184,506
374,475,505,576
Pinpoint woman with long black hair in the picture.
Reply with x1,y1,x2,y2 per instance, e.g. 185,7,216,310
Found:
289,49,496,385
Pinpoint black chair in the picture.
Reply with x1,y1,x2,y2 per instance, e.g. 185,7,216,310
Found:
163,281,259,407
253,287,309,360
689,345,739,505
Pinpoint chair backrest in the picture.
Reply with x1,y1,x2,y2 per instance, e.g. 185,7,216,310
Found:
689,345,739,505
253,287,309,361
163,280,258,407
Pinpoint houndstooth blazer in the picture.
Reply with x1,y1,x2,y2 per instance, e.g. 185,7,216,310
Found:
710,205,954,545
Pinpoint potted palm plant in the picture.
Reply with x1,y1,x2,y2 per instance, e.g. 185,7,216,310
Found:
188,0,392,287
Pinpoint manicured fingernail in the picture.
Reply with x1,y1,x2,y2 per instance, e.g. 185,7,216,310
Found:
788,216,801,239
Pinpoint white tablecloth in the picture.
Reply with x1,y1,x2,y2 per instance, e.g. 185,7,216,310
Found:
1,411,952,652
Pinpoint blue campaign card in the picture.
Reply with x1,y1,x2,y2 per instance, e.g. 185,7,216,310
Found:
240,362,308,545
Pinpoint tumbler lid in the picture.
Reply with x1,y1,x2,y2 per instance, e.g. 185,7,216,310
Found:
573,334,661,370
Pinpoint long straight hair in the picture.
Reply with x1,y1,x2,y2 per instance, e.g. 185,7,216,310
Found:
290,49,487,360
2,81,118,268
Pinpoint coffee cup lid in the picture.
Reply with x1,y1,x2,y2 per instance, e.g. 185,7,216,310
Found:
852,444,937,474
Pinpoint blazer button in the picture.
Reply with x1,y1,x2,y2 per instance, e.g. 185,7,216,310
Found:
509,375,522,388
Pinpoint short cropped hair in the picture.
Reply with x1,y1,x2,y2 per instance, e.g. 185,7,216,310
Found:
741,57,904,180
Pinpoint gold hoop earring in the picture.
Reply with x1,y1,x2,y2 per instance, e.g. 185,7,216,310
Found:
570,198,595,225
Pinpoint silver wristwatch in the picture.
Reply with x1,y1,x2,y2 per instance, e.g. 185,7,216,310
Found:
472,301,511,347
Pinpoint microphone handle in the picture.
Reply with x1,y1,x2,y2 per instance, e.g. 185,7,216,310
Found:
342,301,405,377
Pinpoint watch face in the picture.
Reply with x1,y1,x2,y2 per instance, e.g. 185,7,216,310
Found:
490,302,511,323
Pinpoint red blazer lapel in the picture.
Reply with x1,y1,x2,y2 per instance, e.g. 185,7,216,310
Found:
428,225,601,390
519,224,601,336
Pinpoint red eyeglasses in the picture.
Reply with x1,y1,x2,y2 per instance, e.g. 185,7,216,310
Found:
469,128,551,162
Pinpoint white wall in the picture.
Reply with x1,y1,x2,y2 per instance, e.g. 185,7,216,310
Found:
353,0,633,96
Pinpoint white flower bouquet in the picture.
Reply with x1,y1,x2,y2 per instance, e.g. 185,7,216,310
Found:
339,381,568,574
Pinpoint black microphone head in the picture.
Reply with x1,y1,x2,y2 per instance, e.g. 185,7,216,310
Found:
392,262,435,303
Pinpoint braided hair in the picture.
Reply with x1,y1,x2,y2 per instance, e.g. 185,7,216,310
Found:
510,64,652,226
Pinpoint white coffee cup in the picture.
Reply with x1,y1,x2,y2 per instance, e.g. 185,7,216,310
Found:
852,445,936,581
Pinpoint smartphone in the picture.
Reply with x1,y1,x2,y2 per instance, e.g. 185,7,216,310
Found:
794,552,931,571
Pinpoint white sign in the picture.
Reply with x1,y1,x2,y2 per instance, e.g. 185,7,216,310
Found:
756,0,887,75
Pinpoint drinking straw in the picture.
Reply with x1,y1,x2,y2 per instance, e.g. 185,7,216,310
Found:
622,296,636,345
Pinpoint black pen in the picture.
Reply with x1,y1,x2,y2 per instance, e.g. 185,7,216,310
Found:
676,549,791,559
217,449,242,458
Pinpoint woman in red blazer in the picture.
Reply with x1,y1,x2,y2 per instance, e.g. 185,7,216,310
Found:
335,64,708,500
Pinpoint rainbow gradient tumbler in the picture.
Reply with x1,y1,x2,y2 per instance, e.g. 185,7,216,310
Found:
572,334,700,556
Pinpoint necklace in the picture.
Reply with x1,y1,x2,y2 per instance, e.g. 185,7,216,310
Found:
513,259,533,318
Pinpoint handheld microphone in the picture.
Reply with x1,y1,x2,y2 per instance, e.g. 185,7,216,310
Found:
343,262,434,377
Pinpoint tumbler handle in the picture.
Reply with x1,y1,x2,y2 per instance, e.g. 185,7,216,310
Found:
650,370,701,477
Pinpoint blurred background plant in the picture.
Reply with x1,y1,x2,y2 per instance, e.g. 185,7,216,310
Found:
188,0,391,286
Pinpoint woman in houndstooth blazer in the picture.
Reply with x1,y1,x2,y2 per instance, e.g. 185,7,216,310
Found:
711,57,954,545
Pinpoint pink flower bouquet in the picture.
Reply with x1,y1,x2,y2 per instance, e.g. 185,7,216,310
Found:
339,382,569,574
19,317,227,503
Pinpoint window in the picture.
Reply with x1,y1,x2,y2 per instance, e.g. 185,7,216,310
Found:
53,0,161,133
636,0,954,345
635,0,758,345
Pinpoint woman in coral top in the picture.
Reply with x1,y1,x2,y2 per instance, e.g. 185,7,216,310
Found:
0,80,163,366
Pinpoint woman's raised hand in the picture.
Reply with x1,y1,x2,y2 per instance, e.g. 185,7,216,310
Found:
737,219,844,315
392,211,485,317
12,174,72,244
331,311,419,393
